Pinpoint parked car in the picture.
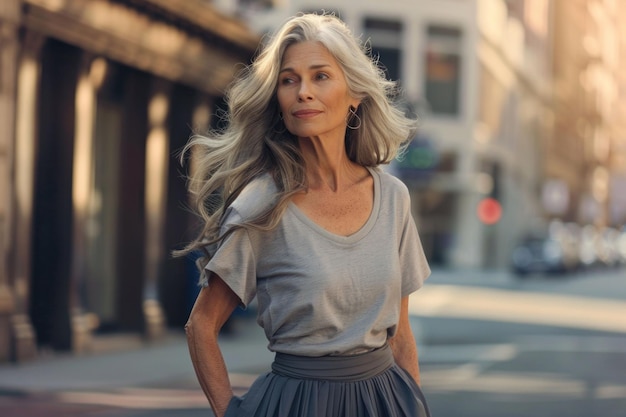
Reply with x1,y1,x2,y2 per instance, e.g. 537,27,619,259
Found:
510,235,571,276
597,227,622,268
578,225,623,269
618,227,626,265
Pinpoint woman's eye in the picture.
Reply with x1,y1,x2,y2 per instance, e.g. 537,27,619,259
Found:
316,73,329,80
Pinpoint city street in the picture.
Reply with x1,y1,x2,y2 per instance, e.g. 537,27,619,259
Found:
414,267,626,417
1,267,625,416
2,2,625,417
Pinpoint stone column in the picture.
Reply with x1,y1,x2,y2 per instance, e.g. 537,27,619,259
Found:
68,55,103,354
10,29,45,362
189,94,213,176
142,78,172,341
0,0,21,363
450,149,485,269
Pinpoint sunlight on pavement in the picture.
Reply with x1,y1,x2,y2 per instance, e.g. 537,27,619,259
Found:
410,285,626,333
426,368,582,396
423,366,626,399
595,385,626,399
55,374,258,410
57,388,208,409
418,343,519,364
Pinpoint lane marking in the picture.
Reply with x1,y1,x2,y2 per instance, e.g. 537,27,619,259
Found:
56,388,208,409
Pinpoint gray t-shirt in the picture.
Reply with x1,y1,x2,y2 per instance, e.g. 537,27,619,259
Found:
203,167,430,356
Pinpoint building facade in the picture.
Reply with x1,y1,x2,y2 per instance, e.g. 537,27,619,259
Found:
548,0,626,253
0,0,258,362
474,0,554,266
613,1,626,227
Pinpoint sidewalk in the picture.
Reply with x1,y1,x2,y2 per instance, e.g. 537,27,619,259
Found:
0,318,271,396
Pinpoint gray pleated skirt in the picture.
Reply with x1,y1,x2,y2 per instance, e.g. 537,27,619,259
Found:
224,344,431,417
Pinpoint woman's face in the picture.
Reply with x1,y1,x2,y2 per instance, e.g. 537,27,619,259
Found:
277,41,360,141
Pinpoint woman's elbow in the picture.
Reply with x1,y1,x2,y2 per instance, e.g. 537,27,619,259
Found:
184,316,196,342
185,313,206,342
185,312,218,343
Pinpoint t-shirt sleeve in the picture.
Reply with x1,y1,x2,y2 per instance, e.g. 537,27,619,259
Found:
399,202,431,297
202,212,258,308
198,174,278,308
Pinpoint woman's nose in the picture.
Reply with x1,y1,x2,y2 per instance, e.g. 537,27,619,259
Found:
297,82,313,101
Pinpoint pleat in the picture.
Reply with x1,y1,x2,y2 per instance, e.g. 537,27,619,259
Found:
225,364,430,417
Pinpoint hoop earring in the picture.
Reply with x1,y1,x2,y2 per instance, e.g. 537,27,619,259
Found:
347,106,361,130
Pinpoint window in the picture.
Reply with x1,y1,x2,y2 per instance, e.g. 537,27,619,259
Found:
365,18,403,81
238,0,274,10
424,25,462,115
302,8,343,19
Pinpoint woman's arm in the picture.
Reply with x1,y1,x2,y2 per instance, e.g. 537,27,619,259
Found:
389,295,421,385
185,273,240,417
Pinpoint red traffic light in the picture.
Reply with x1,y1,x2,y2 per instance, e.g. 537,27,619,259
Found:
477,197,502,225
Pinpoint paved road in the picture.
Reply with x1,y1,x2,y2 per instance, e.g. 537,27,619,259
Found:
416,266,626,417
1,267,625,416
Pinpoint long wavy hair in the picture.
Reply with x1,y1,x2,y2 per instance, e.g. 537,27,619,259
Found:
178,12,417,264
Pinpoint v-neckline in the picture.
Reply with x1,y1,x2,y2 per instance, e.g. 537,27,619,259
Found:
287,167,381,244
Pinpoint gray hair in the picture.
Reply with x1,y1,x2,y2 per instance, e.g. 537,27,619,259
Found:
178,13,417,262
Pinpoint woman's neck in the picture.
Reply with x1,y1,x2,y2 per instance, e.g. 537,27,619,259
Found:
298,136,363,192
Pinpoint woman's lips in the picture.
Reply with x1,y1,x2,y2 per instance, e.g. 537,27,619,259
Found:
292,109,321,118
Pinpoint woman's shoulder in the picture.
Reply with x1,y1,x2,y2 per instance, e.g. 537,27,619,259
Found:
226,173,279,224
371,167,412,217
373,167,410,198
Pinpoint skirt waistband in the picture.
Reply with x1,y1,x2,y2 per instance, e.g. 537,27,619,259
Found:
271,344,395,382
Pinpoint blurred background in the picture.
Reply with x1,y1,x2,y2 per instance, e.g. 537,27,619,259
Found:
0,0,625,416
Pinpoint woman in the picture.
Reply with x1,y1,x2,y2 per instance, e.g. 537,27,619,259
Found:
182,13,432,417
